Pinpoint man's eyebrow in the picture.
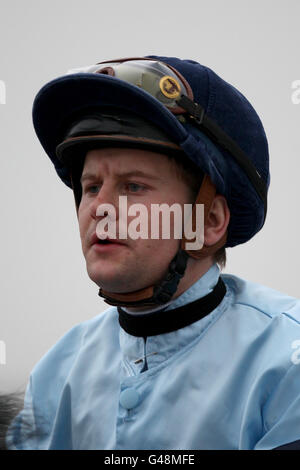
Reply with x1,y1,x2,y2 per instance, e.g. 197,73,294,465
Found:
80,173,97,184
80,170,160,184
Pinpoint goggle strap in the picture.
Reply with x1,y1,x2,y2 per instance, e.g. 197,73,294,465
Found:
176,95,205,125
177,95,267,222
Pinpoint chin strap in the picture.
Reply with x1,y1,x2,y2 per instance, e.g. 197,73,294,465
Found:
98,174,227,308
182,174,227,259
98,249,189,307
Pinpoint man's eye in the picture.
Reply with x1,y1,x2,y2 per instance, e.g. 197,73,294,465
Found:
126,183,145,193
85,185,100,194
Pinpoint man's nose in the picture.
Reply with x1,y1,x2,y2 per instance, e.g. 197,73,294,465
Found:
89,183,119,220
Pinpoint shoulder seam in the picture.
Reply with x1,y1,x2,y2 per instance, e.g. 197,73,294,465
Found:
234,302,273,319
234,302,300,325
281,311,300,326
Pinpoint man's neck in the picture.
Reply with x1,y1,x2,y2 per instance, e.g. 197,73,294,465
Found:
125,256,214,314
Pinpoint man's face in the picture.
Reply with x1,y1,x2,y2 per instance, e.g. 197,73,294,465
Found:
78,147,195,294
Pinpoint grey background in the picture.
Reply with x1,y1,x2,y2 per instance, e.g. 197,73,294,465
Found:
0,0,299,392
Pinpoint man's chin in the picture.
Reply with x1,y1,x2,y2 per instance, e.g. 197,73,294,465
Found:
87,268,132,294
87,267,155,295
86,259,171,295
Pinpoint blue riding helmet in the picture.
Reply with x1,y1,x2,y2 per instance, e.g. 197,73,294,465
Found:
32,56,270,250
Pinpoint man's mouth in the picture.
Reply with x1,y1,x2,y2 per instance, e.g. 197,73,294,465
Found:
96,239,125,246
90,233,127,247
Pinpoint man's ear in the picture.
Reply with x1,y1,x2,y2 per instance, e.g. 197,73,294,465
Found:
204,195,230,247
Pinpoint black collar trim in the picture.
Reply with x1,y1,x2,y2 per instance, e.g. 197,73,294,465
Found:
117,277,227,337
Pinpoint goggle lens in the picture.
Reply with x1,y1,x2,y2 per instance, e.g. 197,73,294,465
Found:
68,58,193,114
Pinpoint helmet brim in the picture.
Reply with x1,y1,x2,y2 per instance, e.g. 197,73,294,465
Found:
32,73,189,188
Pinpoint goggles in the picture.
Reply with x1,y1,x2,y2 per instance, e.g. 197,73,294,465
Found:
67,57,267,216
69,57,194,115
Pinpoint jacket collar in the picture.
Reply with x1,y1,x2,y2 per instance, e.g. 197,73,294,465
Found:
118,264,229,375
